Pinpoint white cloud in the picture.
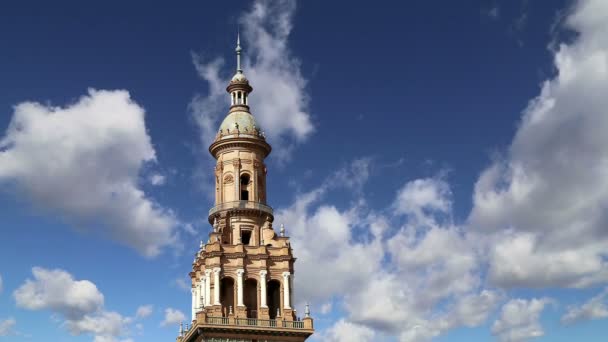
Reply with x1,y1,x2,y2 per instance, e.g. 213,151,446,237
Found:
492,298,552,342
561,287,608,324
0,89,178,257
469,0,608,288
319,302,332,315
135,305,154,319
393,178,451,222
65,311,132,342
161,308,185,327
148,173,166,186
14,267,132,341
321,319,376,342
0,318,16,336
190,0,313,162
173,277,191,292
14,267,104,319
276,171,497,340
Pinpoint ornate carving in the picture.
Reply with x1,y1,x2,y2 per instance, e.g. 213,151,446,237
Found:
232,158,241,168
223,174,234,184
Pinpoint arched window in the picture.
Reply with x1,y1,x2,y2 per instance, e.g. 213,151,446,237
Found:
267,280,281,319
220,277,235,317
240,174,250,201
244,279,258,318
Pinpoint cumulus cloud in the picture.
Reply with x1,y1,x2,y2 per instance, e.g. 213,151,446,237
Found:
14,267,134,341
561,287,608,324
14,267,104,319
321,319,377,342
65,311,132,342
0,89,178,257
148,173,166,186
135,305,154,319
190,0,313,162
0,318,16,336
161,308,185,327
492,298,552,342
277,168,497,341
469,0,608,288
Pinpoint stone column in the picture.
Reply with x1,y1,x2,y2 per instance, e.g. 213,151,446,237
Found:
194,281,200,313
204,270,212,307
213,267,221,305
236,269,245,307
282,272,291,309
260,270,268,308
198,279,205,311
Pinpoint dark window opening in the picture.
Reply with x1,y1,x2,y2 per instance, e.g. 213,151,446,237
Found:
244,279,258,318
240,174,250,201
241,230,252,245
220,277,235,317
268,280,281,319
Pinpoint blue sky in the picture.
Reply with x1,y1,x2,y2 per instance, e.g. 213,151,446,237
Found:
1,0,608,341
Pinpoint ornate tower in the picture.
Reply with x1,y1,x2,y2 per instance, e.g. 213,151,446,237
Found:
177,35,314,342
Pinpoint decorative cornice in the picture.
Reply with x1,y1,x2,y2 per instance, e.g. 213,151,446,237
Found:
209,136,271,159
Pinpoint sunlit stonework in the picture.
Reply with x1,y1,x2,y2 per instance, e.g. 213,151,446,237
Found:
176,35,314,342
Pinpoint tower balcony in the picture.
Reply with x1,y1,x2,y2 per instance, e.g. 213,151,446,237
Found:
208,200,273,223
178,312,314,342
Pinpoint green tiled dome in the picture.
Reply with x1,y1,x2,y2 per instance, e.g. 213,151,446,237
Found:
219,111,259,134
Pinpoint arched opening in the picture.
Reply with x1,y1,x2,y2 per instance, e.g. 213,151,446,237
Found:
220,277,235,317
240,174,250,201
267,280,281,319
243,278,258,318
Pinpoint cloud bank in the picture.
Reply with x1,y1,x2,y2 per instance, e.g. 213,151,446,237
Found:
0,89,178,257
14,267,137,342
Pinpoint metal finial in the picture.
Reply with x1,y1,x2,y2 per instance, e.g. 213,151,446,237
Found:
280,223,285,237
236,31,242,73
305,303,311,318
179,321,184,335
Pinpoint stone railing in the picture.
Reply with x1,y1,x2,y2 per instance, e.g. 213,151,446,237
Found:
208,200,273,217
204,316,311,330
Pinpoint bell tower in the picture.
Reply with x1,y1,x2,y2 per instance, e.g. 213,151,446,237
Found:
177,35,314,342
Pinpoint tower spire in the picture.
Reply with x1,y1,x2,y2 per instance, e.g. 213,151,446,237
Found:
236,31,242,73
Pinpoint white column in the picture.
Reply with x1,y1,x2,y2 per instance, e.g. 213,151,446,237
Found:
282,272,291,309
290,274,294,310
204,270,212,307
260,270,268,308
237,269,245,307
191,287,196,321
194,281,200,313
213,267,221,305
